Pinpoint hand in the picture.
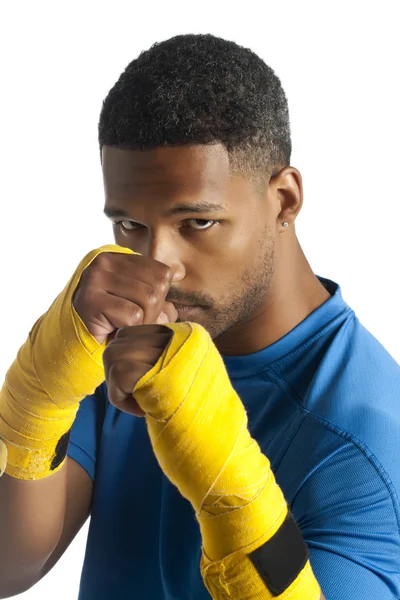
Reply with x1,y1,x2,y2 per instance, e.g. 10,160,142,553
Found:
73,252,178,344
102,324,173,416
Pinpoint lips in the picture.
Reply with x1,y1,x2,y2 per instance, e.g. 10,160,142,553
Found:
173,302,197,308
174,304,200,311
173,303,205,316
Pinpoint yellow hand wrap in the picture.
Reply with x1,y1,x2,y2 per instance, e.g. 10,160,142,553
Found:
133,322,321,599
0,244,134,480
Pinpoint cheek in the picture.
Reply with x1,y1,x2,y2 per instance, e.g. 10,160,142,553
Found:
112,228,146,254
221,222,264,266
188,232,255,293
112,226,127,246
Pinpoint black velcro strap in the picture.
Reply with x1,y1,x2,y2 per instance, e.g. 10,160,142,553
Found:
249,511,309,597
50,429,71,471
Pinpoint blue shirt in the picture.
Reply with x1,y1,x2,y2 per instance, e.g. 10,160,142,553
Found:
68,277,400,599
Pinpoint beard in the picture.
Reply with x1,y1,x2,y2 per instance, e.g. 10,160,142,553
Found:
172,235,276,341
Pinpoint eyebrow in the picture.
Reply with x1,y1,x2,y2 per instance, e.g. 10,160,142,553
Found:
103,202,226,220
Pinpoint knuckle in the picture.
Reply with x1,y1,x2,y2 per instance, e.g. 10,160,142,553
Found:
153,274,171,296
73,285,96,310
154,279,170,296
80,265,103,289
118,301,143,325
144,287,159,307
112,360,131,376
102,344,114,367
92,252,112,269
130,305,143,323
108,360,134,389
114,326,127,339
155,264,173,285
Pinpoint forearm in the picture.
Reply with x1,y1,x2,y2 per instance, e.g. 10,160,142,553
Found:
0,249,115,595
131,323,322,599
0,467,67,597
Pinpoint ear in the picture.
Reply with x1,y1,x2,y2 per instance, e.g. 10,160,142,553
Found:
268,167,303,230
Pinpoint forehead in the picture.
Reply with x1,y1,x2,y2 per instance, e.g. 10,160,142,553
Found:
102,144,231,202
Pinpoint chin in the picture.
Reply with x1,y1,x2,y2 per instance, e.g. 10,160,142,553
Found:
176,316,203,326
176,316,226,341
176,315,210,331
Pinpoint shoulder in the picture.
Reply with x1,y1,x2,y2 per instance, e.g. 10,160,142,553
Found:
270,312,400,533
304,317,400,476
275,312,400,483
279,415,400,597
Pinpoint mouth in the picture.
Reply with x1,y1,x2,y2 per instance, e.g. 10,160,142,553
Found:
172,303,206,316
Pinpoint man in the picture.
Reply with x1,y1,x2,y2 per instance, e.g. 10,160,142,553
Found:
0,33,399,600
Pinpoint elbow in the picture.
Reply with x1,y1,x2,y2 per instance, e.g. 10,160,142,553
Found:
0,575,39,599
0,557,46,599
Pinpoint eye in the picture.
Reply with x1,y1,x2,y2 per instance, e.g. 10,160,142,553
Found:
184,219,216,231
115,220,142,231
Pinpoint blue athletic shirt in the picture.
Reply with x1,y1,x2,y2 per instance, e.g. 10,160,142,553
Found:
68,277,400,599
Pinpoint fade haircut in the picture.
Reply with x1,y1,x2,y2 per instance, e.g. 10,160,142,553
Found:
99,33,291,182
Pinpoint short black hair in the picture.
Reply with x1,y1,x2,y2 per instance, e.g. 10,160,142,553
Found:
99,34,291,179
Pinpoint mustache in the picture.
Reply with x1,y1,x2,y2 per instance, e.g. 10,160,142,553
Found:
166,288,213,308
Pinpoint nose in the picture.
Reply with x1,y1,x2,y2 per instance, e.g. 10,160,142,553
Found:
149,230,185,283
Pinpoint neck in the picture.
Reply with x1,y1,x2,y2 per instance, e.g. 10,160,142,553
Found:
215,233,332,356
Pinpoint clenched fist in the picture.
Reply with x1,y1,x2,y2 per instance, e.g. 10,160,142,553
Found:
102,324,174,416
73,252,178,344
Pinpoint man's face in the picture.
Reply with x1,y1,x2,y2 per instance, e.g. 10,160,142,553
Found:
102,144,278,341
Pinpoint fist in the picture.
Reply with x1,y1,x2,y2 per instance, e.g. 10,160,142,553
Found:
102,324,173,416
73,252,178,344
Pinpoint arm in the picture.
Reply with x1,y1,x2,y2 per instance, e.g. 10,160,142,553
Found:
40,457,93,578
0,379,104,597
0,381,104,598
0,244,173,596
103,322,323,599
0,250,108,596
290,433,400,600
0,465,67,597
0,457,92,598
105,322,400,599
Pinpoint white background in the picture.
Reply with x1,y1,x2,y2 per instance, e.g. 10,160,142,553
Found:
0,1,399,598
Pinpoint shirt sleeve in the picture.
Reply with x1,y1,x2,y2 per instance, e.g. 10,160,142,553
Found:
288,433,400,599
67,382,107,481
